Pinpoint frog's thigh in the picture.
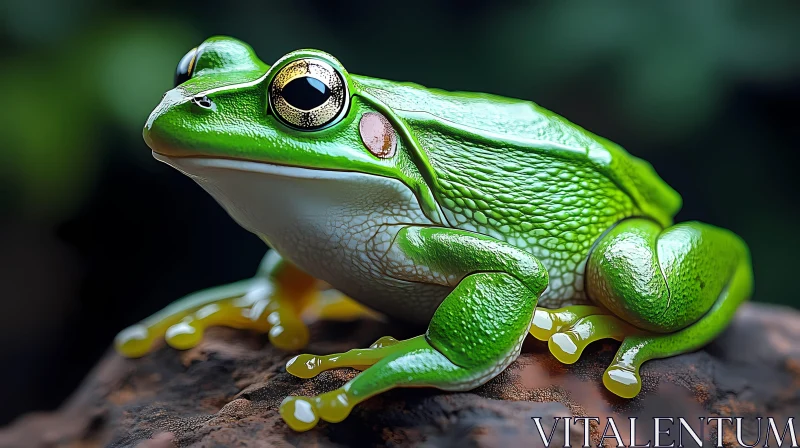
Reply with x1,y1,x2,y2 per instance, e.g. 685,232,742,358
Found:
280,271,539,431
115,251,315,357
585,219,753,397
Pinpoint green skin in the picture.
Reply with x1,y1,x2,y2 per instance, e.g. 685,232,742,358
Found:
117,36,753,431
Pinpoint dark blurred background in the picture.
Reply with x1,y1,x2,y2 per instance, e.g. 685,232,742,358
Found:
1,0,798,426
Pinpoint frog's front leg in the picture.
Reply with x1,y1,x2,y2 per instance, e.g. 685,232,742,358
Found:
536,219,753,398
114,251,349,357
279,226,548,431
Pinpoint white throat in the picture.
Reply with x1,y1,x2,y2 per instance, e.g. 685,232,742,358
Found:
153,154,440,313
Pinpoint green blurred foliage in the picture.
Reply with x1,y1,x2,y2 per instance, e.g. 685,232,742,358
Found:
1,4,197,218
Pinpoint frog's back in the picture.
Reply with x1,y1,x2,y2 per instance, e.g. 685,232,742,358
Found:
356,76,682,307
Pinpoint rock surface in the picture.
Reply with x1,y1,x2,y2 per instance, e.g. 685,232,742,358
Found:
2,303,799,447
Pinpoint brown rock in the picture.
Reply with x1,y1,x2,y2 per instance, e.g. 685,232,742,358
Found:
1,303,799,447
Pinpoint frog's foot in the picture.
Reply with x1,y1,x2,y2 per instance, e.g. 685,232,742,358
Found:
529,305,609,341
584,220,754,398
555,278,754,400
115,278,309,357
544,312,642,364
531,306,652,394
285,336,401,379
280,335,498,431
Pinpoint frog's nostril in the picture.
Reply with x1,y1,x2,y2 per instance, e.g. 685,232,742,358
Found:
191,95,216,111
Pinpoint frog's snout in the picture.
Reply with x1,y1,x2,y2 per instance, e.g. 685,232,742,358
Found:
143,88,205,156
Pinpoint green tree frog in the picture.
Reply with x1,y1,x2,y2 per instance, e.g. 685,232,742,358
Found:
115,37,753,431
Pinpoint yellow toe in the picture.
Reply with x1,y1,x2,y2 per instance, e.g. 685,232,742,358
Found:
530,310,555,341
603,366,642,398
285,354,322,379
279,396,320,431
314,389,354,423
268,321,309,351
548,333,581,364
165,321,203,350
114,324,154,358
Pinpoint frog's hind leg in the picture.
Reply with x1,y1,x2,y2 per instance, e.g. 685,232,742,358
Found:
603,258,752,397
586,220,753,398
115,251,316,357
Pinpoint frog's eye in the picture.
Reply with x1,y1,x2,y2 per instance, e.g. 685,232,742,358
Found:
268,58,348,130
175,47,198,87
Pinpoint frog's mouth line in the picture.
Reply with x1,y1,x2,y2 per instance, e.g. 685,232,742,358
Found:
153,152,372,181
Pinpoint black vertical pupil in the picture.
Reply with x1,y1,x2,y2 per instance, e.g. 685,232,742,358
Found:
282,77,331,110
174,48,197,87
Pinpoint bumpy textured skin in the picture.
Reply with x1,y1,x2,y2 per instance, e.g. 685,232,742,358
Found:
421,133,636,305
355,77,681,307
117,36,754,431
